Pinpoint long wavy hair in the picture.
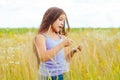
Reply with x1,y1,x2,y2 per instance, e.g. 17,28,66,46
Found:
33,7,70,67
38,7,70,35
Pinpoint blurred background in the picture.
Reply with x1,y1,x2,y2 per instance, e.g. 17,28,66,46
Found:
0,0,120,28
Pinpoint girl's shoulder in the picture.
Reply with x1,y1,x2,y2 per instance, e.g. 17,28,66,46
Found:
35,34,46,41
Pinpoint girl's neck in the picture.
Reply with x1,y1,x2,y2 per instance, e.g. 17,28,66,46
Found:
45,28,58,36
45,31,60,40
45,31,56,35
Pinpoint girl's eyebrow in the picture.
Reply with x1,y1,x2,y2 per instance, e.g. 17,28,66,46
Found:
60,16,65,20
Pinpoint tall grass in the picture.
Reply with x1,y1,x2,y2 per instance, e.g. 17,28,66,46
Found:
0,29,38,80
0,28,120,80
68,28,120,80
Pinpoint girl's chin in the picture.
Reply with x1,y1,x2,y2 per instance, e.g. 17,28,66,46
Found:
56,29,60,32
55,30,60,33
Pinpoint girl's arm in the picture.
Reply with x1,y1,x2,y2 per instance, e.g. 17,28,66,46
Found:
35,34,72,62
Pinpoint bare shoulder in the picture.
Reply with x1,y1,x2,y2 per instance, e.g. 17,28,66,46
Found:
35,34,45,42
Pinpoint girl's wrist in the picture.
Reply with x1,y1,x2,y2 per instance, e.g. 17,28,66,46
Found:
72,46,81,53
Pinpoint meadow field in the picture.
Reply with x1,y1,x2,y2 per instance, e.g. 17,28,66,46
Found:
0,28,120,80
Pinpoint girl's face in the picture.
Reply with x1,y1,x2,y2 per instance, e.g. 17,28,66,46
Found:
51,14,66,33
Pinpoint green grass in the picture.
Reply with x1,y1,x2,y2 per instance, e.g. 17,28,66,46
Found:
0,28,37,34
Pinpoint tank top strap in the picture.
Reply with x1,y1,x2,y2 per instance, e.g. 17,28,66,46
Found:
41,33,48,38
42,33,62,39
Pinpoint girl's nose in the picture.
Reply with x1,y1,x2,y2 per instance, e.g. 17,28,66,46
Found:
61,22,64,26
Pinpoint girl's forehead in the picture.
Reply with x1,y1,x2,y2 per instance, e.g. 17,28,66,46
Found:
59,14,66,18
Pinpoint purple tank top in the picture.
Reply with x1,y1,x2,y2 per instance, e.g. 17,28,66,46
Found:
39,34,69,76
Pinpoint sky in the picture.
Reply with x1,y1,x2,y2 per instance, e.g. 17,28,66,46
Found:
0,0,120,28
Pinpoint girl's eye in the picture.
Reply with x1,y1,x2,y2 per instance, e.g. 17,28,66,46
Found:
59,18,63,21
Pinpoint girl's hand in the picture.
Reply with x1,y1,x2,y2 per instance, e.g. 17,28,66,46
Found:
73,45,82,53
62,38,73,47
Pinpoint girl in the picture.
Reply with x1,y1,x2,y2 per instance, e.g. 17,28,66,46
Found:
33,7,81,80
